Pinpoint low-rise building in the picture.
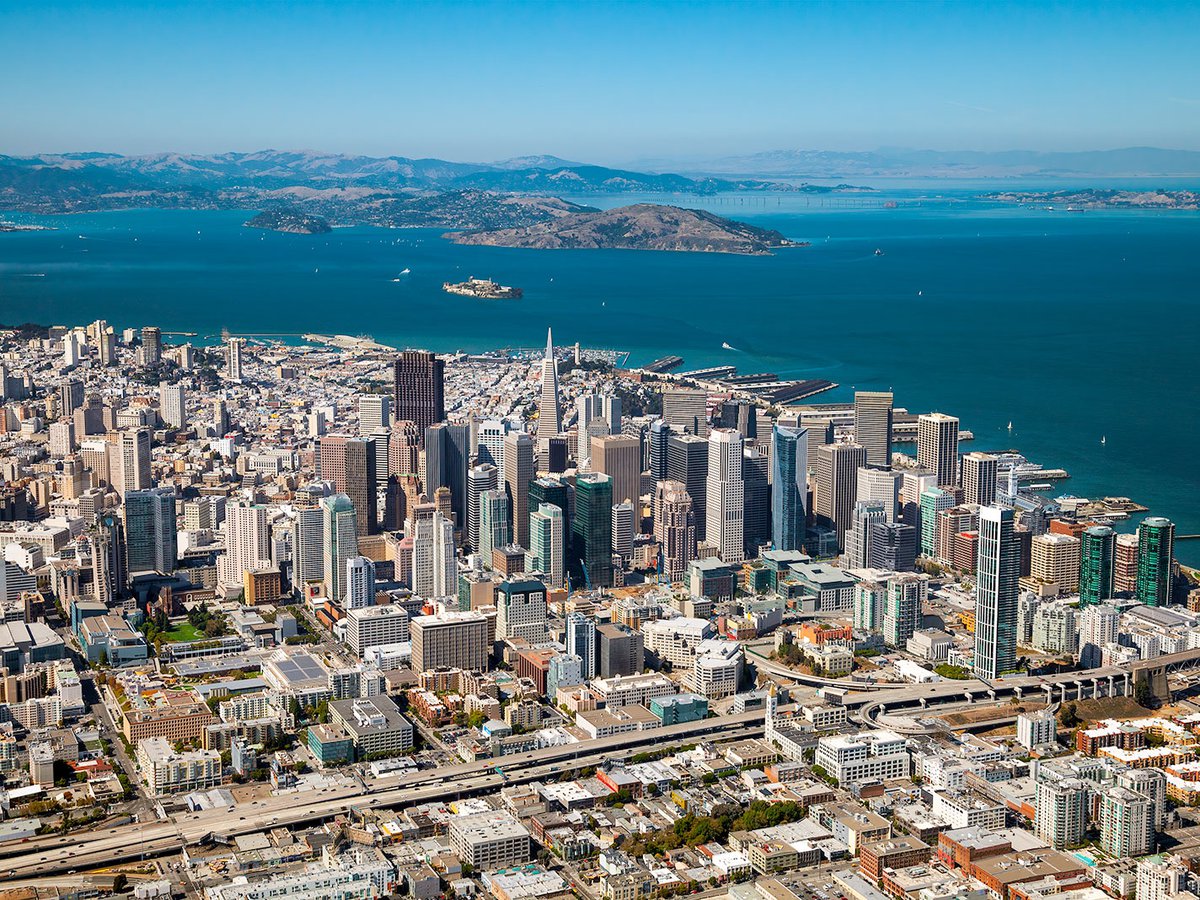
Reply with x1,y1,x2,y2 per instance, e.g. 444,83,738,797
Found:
860,836,931,883
576,705,661,739
815,731,910,785
649,693,708,726
590,672,678,708
136,736,222,796
117,687,214,744
803,705,849,730
449,810,531,870
308,723,355,767
328,695,414,759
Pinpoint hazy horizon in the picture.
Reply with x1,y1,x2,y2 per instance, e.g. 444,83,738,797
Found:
3,1,1198,162
9,143,1200,167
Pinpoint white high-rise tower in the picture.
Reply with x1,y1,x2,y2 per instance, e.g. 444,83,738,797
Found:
536,328,561,441
705,428,744,563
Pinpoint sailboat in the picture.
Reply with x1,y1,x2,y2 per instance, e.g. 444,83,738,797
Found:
1007,421,1013,431
1101,436,1107,445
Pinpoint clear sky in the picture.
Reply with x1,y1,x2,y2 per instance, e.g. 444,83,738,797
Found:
3,0,1198,163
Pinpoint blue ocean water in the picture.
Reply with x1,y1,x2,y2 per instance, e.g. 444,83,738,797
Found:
1,188,1198,564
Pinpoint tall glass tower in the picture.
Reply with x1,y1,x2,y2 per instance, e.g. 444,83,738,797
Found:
975,505,1019,680
571,473,613,588
321,494,358,604
1136,517,1176,607
770,424,808,552
1079,525,1116,606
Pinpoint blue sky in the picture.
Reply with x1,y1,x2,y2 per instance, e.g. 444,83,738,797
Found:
3,0,1198,162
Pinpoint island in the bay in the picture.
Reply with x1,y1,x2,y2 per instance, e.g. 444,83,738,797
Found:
243,208,332,234
0,220,55,232
447,203,804,255
442,276,523,299
985,188,1200,209
0,150,873,249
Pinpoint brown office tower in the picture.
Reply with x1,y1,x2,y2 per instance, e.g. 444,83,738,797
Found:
389,421,421,479
591,434,642,507
393,351,445,439
504,432,535,548
318,434,378,536
383,476,407,532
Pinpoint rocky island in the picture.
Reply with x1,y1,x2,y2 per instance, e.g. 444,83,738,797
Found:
244,208,332,234
446,203,803,255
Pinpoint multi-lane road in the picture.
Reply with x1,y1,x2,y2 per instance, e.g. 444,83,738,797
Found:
1,712,769,878
3,656,1145,880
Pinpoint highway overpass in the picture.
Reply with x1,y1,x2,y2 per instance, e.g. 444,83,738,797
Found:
0,711,770,878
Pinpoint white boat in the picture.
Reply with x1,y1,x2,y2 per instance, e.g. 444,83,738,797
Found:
400,268,410,275
1101,436,1106,445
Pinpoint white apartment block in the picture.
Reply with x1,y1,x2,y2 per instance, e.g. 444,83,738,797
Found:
590,672,678,708
136,736,222,796
449,810,531,870
641,617,714,668
346,605,410,656
815,730,909,785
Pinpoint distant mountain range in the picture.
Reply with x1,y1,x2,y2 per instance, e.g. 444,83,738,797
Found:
655,146,1200,179
3,146,1194,233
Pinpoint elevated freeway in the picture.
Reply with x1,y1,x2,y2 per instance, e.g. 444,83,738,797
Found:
0,711,768,878
749,646,1131,707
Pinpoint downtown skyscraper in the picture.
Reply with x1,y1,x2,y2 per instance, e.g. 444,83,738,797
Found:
123,488,177,574
413,511,456,598
667,433,708,542
110,428,152,496
226,337,243,381
503,431,535,548
392,350,445,438
478,489,510,564
566,611,597,679
1079,524,1116,606
529,502,565,589
962,451,999,507
853,390,893,469
814,442,867,549
466,463,498,552
975,505,1020,680
536,328,561,440
705,429,744,563
318,434,377,536
425,422,470,529
654,480,695,582
572,472,613,588
321,494,358,603
1136,517,1176,607
158,381,186,429
591,433,641,507
917,412,960,489
770,424,807,552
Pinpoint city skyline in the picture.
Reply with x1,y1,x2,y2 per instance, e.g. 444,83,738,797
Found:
2,2,1198,894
